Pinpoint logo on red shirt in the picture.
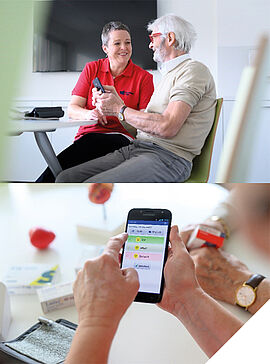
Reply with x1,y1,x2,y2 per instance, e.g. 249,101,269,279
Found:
120,91,134,96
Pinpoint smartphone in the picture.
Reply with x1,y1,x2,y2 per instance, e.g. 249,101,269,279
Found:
121,208,172,303
93,77,105,93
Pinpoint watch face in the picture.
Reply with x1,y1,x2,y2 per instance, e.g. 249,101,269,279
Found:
118,113,124,122
236,285,256,307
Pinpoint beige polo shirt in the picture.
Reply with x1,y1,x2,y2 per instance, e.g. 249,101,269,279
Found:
137,58,217,162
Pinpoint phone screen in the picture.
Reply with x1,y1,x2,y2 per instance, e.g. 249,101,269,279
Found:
122,218,170,295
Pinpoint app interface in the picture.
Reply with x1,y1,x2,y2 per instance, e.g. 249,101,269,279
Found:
122,219,169,294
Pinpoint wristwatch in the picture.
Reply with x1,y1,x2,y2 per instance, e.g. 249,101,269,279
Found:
210,215,230,239
235,274,265,310
118,105,127,122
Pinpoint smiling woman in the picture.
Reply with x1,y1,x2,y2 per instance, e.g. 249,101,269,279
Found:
36,21,154,183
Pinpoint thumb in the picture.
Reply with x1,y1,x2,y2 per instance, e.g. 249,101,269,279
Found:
170,225,188,253
103,85,114,92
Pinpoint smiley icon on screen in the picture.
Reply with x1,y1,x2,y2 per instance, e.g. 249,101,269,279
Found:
135,245,139,250
136,237,141,242
134,253,139,259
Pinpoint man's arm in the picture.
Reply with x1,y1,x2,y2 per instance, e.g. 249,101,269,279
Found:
189,247,270,315
158,226,243,358
94,86,191,139
123,100,191,138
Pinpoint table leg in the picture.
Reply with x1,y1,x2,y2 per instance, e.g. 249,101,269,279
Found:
34,131,62,178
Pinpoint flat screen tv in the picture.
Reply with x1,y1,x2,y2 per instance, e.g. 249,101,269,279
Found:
33,0,157,72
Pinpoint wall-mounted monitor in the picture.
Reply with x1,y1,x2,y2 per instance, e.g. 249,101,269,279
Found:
33,0,157,72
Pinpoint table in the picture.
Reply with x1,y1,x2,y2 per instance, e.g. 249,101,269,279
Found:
7,118,97,178
0,184,269,364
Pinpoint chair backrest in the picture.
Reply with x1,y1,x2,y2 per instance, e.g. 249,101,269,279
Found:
185,98,223,183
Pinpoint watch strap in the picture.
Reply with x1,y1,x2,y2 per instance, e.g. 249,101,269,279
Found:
246,274,265,289
119,105,127,117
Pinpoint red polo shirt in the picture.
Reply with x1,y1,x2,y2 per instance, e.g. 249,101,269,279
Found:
72,58,154,141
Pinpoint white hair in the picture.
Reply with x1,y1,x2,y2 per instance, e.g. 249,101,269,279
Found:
147,14,197,53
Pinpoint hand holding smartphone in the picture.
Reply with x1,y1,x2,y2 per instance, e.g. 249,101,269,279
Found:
121,208,172,303
93,77,105,93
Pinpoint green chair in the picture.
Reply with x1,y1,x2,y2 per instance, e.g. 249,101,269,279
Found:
185,98,223,183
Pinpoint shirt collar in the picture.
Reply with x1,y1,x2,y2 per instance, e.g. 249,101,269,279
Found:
158,54,191,76
100,58,134,77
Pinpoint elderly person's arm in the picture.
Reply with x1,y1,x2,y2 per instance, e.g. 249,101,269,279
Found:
180,188,270,314
65,233,139,364
159,226,243,358
189,247,270,315
94,86,191,139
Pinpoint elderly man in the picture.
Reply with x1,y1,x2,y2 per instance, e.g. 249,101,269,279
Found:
56,14,216,183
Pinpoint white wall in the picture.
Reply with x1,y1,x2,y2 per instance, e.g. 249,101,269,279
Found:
158,0,218,84
214,0,270,182
217,0,270,99
218,0,270,47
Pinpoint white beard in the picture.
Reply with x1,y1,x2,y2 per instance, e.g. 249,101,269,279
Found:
153,38,166,65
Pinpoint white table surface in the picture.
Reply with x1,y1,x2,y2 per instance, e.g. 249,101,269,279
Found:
0,184,269,364
7,118,97,135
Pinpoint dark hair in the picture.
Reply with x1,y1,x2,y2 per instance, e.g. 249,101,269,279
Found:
101,21,131,46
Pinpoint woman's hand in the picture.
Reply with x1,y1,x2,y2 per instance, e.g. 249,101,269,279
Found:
73,232,139,329
84,108,108,125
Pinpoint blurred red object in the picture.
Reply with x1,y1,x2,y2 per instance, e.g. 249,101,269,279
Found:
88,183,114,204
29,227,56,249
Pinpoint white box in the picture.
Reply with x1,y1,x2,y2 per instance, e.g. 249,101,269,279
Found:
187,224,225,249
3,264,60,295
37,281,74,314
0,282,12,340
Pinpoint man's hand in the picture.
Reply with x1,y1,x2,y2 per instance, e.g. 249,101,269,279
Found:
190,247,252,305
73,233,139,330
94,85,125,117
158,225,200,316
157,226,245,358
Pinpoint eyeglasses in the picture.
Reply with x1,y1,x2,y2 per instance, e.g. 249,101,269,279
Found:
149,32,163,43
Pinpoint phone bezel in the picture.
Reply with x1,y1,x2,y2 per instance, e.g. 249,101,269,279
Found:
121,208,172,304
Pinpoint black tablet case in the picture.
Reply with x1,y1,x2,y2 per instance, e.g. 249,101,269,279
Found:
25,107,64,119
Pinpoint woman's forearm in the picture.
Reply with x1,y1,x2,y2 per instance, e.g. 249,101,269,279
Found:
174,288,243,357
68,104,89,120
